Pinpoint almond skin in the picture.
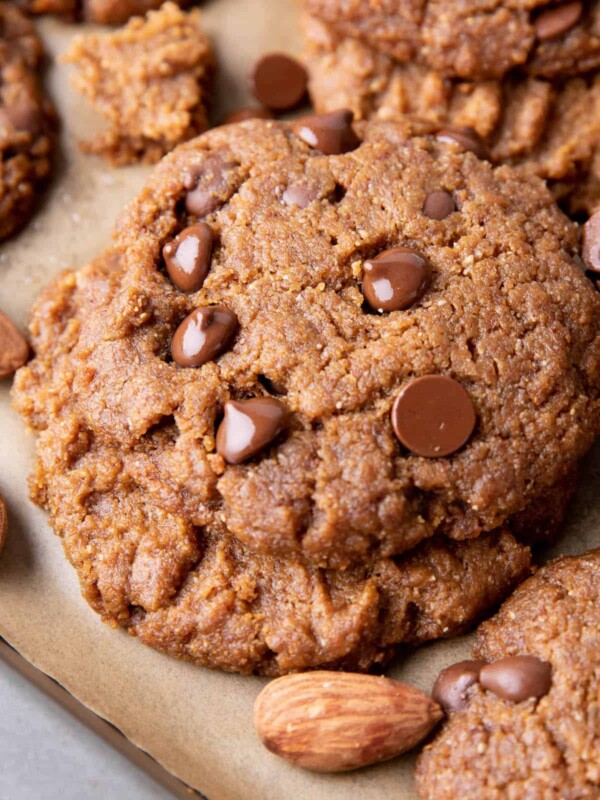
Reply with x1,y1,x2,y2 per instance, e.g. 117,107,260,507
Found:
0,309,28,378
0,493,7,555
253,671,443,773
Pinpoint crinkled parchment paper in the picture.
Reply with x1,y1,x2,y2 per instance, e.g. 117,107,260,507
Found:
1,2,599,797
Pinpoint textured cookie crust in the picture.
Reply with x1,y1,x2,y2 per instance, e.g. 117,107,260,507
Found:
0,2,55,240
303,0,600,80
416,550,600,799
304,14,600,215
17,0,192,25
62,2,213,164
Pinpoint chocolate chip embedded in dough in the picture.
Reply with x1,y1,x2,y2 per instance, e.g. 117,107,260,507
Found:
362,247,432,312
534,2,583,41
432,660,486,714
171,306,238,368
293,109,359,155
163,222,213,293
423,190,456,221
216,398,289,464
391,375,476,458
480,655,552,703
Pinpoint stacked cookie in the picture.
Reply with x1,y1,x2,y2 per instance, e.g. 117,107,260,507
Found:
302,0,600,216
12,111,600,674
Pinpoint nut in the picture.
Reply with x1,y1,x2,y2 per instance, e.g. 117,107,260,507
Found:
253,670,443,773
0,309,29,378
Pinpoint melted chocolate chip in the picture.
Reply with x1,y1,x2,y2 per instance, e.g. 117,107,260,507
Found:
432,661,486,714
282,183,320,208
423,190,456,221
222,107,273,125
163,222,213,293
293,109,360,155
391,375,476,458
362,247,432,312
581,211,600,273
480,656,552,703
436,127,487,159
185,156,236,218
171,306,238,368
534,2,582,40
216,398,289,464
249,53,308,111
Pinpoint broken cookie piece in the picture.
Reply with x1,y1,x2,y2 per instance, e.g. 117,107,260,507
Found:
61,2,214,165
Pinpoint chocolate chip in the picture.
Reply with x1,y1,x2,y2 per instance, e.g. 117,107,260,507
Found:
535,2,582,40
185,156,235,218
282,183,319,209
581,211,600,273
250,53,308,111
222,107,273,125
163,222,213,293
216,398,289,464
480,656,552,703
432,661,486,714
171,306,238,368
1,97,41,134
391,375,476,458
293,109,360,155
423,190,456,221
362,247,432,312
436,127,487,159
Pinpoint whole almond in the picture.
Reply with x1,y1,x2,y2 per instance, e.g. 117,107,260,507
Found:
253,671,443,773
0,493,7,554
0,309,29,378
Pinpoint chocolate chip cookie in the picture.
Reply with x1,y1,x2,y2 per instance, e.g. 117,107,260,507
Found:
303,13,600,215
416,549,600,799
61,2,213,165
11,118,599,673
303,0,600,80
17,0,193,25
0,2,55,240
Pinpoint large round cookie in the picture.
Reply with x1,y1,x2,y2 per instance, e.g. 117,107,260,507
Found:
12,249,578,674
303,14,600,216
0,2,55,241
303,0,600,80
107,118,600,570
416,549,600,799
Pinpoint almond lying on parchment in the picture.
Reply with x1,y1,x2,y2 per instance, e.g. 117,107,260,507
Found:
0,309,29,378
253,671,443,773
0,492,7,554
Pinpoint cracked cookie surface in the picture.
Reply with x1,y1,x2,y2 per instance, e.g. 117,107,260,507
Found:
416,549,600,799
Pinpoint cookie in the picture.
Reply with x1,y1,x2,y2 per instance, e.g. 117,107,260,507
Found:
13,254,578,674
416,549,600,799
0,2,55,240
303,14,600,216
17,0,192,25
61,2,213,165
303,0,600,81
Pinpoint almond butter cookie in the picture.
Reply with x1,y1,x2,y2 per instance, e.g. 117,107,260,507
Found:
416,549,600,799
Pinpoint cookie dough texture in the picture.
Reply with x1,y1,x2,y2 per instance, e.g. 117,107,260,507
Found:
17,0,193,25
62,2,214,165
303,14,600,215
0,2,55,240
416,550,600,799
302,0,600,80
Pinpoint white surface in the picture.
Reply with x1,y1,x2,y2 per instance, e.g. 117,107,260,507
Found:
0,659,173,800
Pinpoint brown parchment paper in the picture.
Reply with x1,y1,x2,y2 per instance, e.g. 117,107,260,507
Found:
1,2,600,798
